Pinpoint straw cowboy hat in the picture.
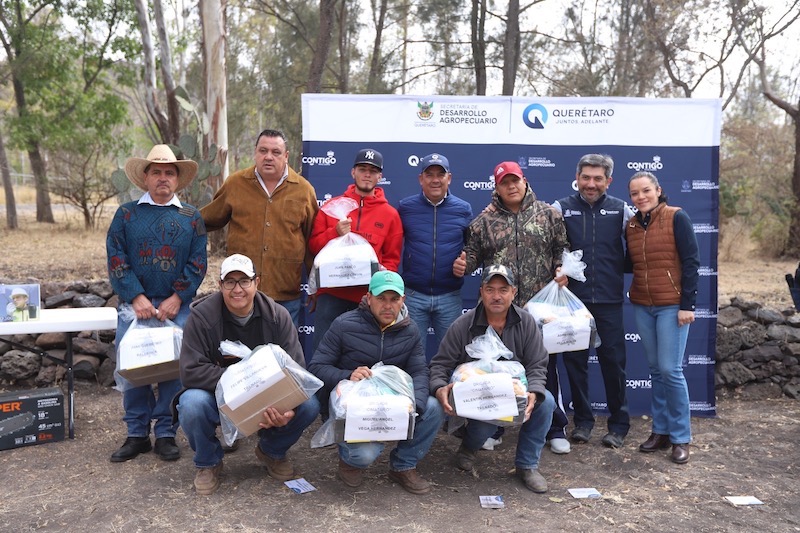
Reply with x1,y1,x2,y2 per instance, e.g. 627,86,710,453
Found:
124,144,199,192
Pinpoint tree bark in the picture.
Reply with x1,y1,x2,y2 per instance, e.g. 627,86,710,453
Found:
200,0,230,255
153,0,181,145
307,0,338,93
133,0,170,144
502,0,521,95
0,129,18,229
367,0,388,93
471,0,487,95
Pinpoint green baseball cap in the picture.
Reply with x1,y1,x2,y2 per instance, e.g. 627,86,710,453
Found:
369,271,405,296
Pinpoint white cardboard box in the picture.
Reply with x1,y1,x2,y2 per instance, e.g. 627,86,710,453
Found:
117,326,180,387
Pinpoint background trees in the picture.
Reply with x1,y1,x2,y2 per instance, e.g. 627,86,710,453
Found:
1,0,799,258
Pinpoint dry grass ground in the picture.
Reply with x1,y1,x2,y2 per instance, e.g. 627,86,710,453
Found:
1,195,799,531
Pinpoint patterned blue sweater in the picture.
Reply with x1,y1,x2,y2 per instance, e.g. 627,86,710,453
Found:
107,201,208,304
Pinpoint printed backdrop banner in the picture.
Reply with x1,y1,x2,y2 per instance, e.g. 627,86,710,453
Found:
300,94,720,418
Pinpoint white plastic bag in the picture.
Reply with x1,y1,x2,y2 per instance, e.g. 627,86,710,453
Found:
559,248,587,282
215,343,323,446
308,197,379,293
524,281,600,354
447,327,529,428
311,362,416,448
114,303,183,391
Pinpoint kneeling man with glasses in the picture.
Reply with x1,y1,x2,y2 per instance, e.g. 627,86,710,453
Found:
173,254,319,495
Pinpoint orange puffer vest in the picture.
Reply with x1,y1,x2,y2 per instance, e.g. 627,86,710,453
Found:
626,203,682,306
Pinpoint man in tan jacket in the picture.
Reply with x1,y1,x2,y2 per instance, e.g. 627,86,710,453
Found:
202,129,318,325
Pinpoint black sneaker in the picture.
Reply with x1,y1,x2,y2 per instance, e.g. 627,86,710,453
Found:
570,426,592,443
601,432,625,449
110,436,152,462
154,437,180,461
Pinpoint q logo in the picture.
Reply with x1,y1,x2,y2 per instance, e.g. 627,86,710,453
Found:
522,103,548,129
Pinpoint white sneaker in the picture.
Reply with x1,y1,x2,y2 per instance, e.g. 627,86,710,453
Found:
548,437,571,454
481,436,503,450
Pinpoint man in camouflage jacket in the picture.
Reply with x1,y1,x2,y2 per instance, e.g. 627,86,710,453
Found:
453,161,568,306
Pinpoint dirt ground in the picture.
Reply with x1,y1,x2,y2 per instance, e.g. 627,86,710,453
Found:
1,209,799,532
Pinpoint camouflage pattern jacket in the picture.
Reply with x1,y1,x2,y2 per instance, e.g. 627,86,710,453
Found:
464,185,568,306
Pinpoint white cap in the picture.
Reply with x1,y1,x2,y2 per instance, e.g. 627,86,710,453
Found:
220,254,256,279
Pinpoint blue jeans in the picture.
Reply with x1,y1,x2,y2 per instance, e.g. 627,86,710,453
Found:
461,390,555,470
405,289,463,360
277,296,302,327
116,298,190,438
177,388,321,468
339,396,443,471
562,303,630,436
633,304,691,444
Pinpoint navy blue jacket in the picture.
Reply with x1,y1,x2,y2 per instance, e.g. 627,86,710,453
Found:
308,300,429,414
398,192,473,295
553,193,632,304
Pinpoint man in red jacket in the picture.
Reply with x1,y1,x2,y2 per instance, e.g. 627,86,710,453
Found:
308,148,403,354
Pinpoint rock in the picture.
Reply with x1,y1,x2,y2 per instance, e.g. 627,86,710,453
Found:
715,327,742,361
98,358,116,387
35,332,67,350
40,349,66,367
782,355,799,367
72,337,112,357
73,293,107,308
758,309,788,326
35,365,58,386
88,280,113,299
786,315,800,327
783,380,800,399
11,334,37,349
73,354,100,379
717,306,743,328
738,344,783,364
717,361,756,386
1,350,42,379
66,281,89,293
746,307,785,325
40,281,69,301
730,296,760,311
737,322,767,348
740,381,784,400
781,343,800,357
45,291,78,309
0,336,12,356
766,324,800,343
105,294,120,309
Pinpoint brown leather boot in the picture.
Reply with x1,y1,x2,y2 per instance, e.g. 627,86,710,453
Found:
388,468,431,495
337,458,364,488
639,433,670,453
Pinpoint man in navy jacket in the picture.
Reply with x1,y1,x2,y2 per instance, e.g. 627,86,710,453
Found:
552,153,632,449
309,271,443,495
398,153,473,360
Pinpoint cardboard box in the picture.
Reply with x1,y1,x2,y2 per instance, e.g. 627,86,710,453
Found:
117,326,180,387
0,387,64,451
220,368,309,437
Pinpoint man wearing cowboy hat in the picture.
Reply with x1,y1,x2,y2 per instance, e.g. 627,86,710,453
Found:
106,144,208,463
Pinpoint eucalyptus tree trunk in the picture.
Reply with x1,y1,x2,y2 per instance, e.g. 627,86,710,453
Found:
0,130,18,229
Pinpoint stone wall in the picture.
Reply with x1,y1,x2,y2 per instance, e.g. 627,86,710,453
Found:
716,297,800,400
2,280,800,401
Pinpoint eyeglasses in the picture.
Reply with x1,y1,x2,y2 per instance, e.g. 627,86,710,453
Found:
221,277,255,290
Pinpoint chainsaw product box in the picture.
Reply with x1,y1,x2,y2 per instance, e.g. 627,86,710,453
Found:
0,387,64,451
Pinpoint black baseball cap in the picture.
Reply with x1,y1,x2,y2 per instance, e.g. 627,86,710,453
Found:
353,148,383,170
